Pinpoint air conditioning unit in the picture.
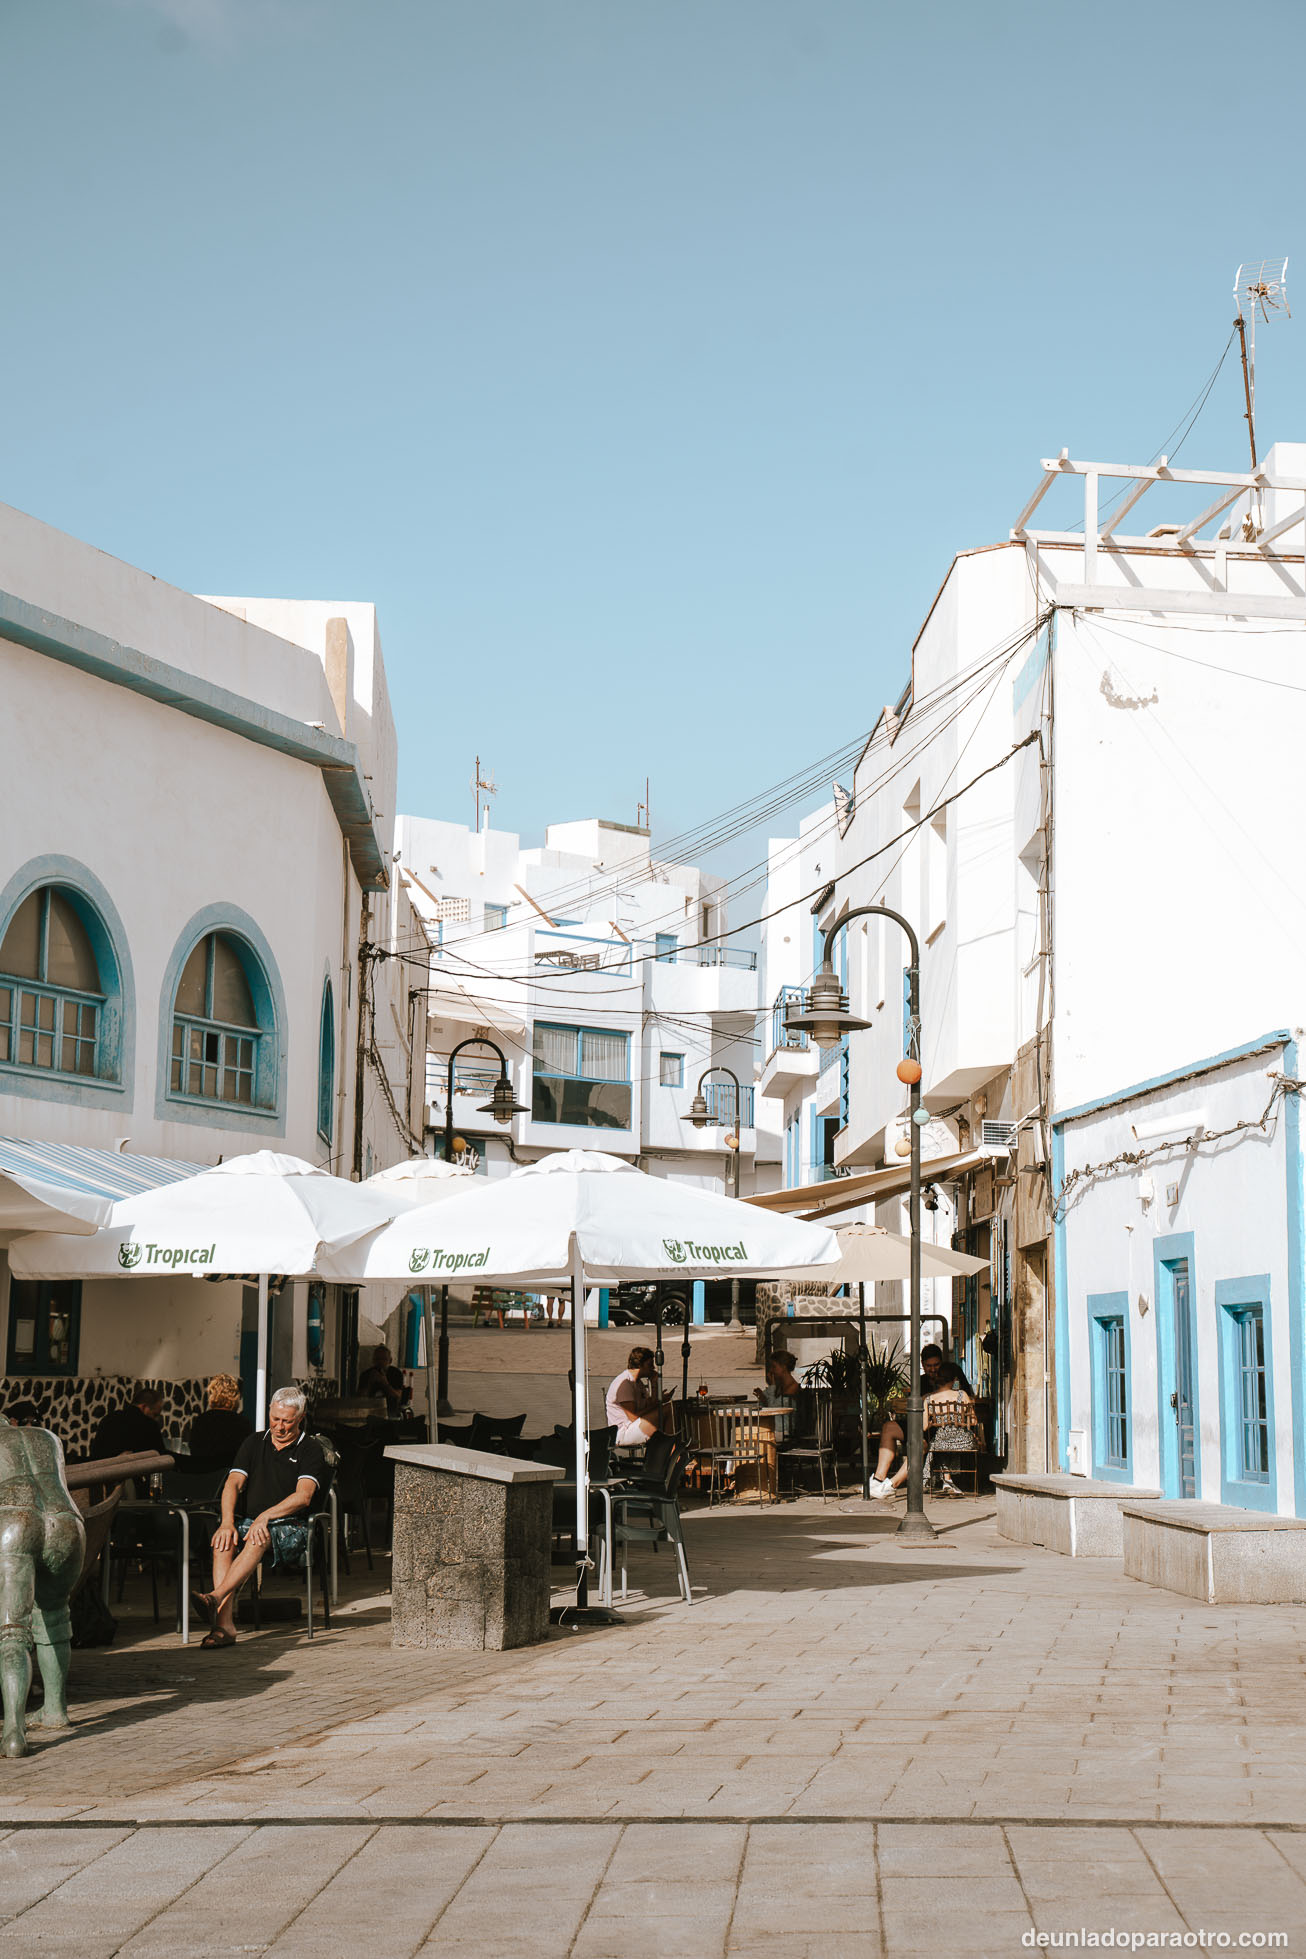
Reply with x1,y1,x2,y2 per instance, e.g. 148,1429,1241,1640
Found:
981,1120,1016,1150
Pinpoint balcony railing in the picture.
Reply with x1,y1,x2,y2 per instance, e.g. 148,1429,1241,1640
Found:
694,946,757,971
770,986,808,1055
426,1058,504,1103
705,1081,755,1128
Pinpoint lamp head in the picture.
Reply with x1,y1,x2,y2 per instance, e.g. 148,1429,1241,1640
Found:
783,966,873,1050
478,1076,530,1125
688,1089,711,1129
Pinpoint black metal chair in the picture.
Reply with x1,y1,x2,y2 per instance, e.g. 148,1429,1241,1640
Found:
781,1389,838,1501
610,1433,693,1604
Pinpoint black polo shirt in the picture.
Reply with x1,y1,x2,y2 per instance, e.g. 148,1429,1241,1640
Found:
230,1428,328,1518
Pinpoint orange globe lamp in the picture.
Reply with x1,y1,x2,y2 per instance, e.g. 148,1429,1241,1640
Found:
896,1057,923,1085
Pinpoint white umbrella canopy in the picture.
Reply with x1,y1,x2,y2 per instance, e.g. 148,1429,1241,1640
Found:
318,1149,840,1286
826,1223,988,1285
8,1151,403,1280
320,1150,839,1616
365,1157,476,1206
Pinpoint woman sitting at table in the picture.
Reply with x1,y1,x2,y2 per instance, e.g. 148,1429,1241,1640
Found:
753,1350,805,1442
185,1374,253,1468
604,1347,673,1448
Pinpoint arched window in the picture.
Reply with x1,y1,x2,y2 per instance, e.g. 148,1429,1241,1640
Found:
170,930,274,1109
0,886,107,1078
317,979,335,1144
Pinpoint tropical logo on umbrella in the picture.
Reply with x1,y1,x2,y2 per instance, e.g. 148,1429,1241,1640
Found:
405,1246,491,1274
116,1241,215,1270
663,1238,748,1266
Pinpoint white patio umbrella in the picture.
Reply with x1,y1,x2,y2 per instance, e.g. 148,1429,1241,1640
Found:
319,1149,841,1609
9,1151,407,1425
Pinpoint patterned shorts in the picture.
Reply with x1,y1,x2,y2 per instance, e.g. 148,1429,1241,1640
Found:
235,1516,309,1569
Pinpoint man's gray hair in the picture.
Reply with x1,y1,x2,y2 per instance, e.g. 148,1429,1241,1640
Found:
270,1386,307,1416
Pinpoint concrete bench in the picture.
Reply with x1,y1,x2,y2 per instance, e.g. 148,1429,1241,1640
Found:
1121,1500,1306,1604
993,1472,1162,1556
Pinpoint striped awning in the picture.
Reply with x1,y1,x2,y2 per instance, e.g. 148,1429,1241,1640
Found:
0,1136,203,1242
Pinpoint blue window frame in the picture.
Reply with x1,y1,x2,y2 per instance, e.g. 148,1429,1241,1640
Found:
1217,1275,1276,1511
659,1051,683,1087
162,914,283,1123
1088,1291,1131,1481
6,1278,81,1376
532,1023,631,1129
317,979,335,1144
0,886,109,1082
655,934,677,964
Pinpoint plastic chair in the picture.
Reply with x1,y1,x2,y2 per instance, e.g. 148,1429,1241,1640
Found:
469,1412,528,1454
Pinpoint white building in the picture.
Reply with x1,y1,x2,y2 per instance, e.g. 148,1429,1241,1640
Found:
753,440,1306,1504
0,500,425,1436
394,811,778,1207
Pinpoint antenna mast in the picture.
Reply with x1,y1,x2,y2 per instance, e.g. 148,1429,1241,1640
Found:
636,776,651,832
470,756,498,832
1232,257,1289,482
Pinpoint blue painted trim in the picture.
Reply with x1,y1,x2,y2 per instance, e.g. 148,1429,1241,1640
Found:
692,1280,706,1327
317,975,335,1146
1087,1290,1132,1482
0,855,135,1112
1053,1030,1292,1129
1285,1039,1306,1518
598,1288,610,1330
1052,1123,1070,1469
155,905,287,1135
0,588,386,890
1012,631,1050,712
1153,1231,1199,1499
1215,1274,1277,1513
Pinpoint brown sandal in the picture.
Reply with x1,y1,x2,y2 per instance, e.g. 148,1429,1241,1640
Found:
199,1628,235,1649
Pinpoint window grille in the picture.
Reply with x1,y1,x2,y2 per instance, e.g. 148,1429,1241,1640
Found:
0,887,103,1079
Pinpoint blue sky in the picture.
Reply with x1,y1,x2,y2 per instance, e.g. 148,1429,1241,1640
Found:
5,0,1306,884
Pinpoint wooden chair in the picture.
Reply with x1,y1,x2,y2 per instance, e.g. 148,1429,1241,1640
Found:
924,1396,982,1494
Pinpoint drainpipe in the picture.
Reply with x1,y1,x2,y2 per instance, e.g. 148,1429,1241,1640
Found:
352,896,370,1181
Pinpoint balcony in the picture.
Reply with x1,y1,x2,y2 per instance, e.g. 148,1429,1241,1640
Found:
757,986,820,1101
705,1080,755,1129
770,986,808,1057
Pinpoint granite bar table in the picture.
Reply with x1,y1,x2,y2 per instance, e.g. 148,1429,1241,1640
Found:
384,1441,563,1651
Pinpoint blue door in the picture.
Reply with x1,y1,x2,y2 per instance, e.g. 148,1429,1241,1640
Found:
1172,1258,1197,1498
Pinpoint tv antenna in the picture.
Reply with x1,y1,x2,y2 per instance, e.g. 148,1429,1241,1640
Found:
1233,257,1289,476
470,755,498,832
636,776,651,832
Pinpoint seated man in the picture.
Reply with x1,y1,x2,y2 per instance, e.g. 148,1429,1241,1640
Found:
192,1387,328,1649
88,1384,166,1461
604,1346,673,1449
356,1343,408,1412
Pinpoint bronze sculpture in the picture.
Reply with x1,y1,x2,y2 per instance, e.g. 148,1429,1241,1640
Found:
0,1415,85,1758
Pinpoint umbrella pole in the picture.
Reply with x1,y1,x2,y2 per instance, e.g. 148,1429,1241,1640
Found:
424,1284,439,1440
255,1274,269,1429
859,1282,870,1502
571,1242,588,1607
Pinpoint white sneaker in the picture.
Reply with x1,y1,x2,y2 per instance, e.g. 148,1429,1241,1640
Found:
868,1477,895,1500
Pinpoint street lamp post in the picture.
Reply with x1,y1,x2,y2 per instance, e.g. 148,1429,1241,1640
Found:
688,1065,747,1332
435,1036,530,1415
785,904,935,1544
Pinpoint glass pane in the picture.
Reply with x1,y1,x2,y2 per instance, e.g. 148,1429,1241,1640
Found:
175,939,208,1016
578,1030,628,1082
560,1078,631,1128
44,891,100,993
38,995,55,1032
171,1056,182,1090
36,1030,54,1068
0,891,42,981
172,1020,184,1057
534,1025,577,1076
211,934,257,1027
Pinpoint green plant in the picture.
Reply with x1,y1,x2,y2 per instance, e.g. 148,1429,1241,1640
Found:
801,1346,861,1393
861,1339,908,1407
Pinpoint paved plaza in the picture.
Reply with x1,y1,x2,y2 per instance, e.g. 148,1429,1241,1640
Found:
3,1331,1305,1955
4,1497,1306,1954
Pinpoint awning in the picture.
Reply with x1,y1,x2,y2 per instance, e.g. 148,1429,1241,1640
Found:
743,1148,1000,1221
426,982,529,1040
0,1137,203,1243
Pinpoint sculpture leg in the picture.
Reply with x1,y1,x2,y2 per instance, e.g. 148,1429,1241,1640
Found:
32,1510,84,1733
0,1511,39,1759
